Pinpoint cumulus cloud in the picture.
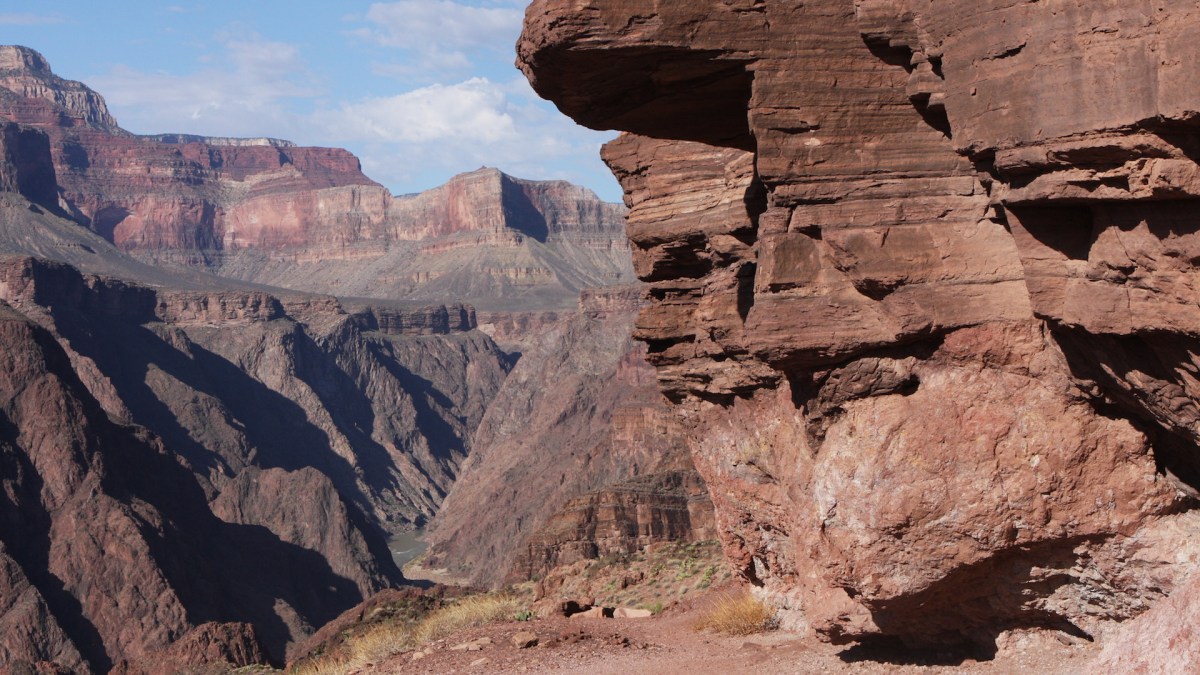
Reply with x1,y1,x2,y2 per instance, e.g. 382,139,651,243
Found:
315,78,517,144
322,75,618,198
354,1,524,79
90,33,318,138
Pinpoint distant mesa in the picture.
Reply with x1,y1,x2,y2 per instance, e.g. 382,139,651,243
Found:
0,44,634,311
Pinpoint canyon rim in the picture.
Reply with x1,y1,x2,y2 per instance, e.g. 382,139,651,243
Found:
2,0,1200,672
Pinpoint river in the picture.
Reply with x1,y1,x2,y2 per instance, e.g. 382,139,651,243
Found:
387,530,427,569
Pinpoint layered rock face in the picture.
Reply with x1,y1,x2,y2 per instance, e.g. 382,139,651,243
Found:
520,0,1200,650
0,301,294,673
215,167,634,310
0,255,514,669
421,287,695,587
507,469,717,586
0,45,634,310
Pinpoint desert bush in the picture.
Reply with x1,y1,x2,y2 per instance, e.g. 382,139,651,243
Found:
412,594,523,644
289,622,411,675
692,592,775,636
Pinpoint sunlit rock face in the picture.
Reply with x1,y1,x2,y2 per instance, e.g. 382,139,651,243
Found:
519,0,1200,649
0,45,635,312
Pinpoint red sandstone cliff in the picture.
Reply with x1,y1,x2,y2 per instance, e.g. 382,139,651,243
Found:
519,0,1200,654
0,254,517,670
0,45,634,311
421,287,696,587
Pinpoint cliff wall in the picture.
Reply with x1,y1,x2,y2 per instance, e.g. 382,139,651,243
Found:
421,287,695,587
519,0,1200,651
0,45,635,310
0,255,514,669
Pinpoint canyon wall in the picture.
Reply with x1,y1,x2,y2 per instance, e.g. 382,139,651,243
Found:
0,40,709,672
0,254,515,671
0,45,635,311
421,287,696,587
519,0,1200,652
507,469,717,586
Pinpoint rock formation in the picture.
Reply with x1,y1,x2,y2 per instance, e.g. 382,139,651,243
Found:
519,0,1200,653
507,469,717,586
421,287,695,587
0,254,514,669
0,45,634,311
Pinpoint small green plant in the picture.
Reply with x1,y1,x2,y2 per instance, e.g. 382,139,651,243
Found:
675,556,697,580
645,601,665,616
514,609,534,622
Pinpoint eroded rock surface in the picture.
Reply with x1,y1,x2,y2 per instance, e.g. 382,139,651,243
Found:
422,287,694,587
508,469,717,586
0,254,517,669
0,45,634,311
519,0,1200,651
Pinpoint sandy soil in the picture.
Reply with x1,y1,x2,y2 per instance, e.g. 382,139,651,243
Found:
356,588,1096,674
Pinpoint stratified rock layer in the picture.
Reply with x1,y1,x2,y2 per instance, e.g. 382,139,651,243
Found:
0,45,634,311
422,287,694,587
508,469,717,586
0,254,515,670
519,0,1200,651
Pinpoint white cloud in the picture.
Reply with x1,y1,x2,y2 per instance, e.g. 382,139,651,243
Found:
355,1,524,78
90,33,318,137
315,78,517,144
0,12,65,25
315,75,618,198
363,1,521,50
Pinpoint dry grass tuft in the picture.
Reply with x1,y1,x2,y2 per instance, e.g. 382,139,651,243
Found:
289,623,411,675
288,656,352,675
692,592,775,636
288,593,524,674
413,593,523,644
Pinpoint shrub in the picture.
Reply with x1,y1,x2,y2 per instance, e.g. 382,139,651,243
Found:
692,592,775,636
413,594,523,644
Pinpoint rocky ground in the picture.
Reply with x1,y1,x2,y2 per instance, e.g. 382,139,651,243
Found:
314,587,1102,675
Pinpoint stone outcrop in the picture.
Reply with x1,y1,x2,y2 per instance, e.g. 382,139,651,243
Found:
0,46,634,310
421,287,694,587
519,0,1200,653
0,255,515,668
1087,574,1200,674
507,469,717,585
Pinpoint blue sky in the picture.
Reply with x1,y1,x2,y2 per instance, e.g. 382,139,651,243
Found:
0,1,623,201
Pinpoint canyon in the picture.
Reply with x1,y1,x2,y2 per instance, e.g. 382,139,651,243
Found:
6,0,1200,669
0,45,701,673
517,0,1200,662
0,44,634,312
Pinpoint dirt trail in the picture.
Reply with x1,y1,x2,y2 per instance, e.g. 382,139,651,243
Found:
359,589,1096,674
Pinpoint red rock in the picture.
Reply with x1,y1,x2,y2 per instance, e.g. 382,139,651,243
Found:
507,470,716,586
422,288,694,588
511,631,539,649
1089,575,1200,674
0,255,519,669
518,0,1200,651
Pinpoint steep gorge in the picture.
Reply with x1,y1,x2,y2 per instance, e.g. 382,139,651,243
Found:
519,0,1200,653
0,42,700,672
0,253,518,670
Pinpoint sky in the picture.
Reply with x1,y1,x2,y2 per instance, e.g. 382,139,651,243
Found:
0,1,623,201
